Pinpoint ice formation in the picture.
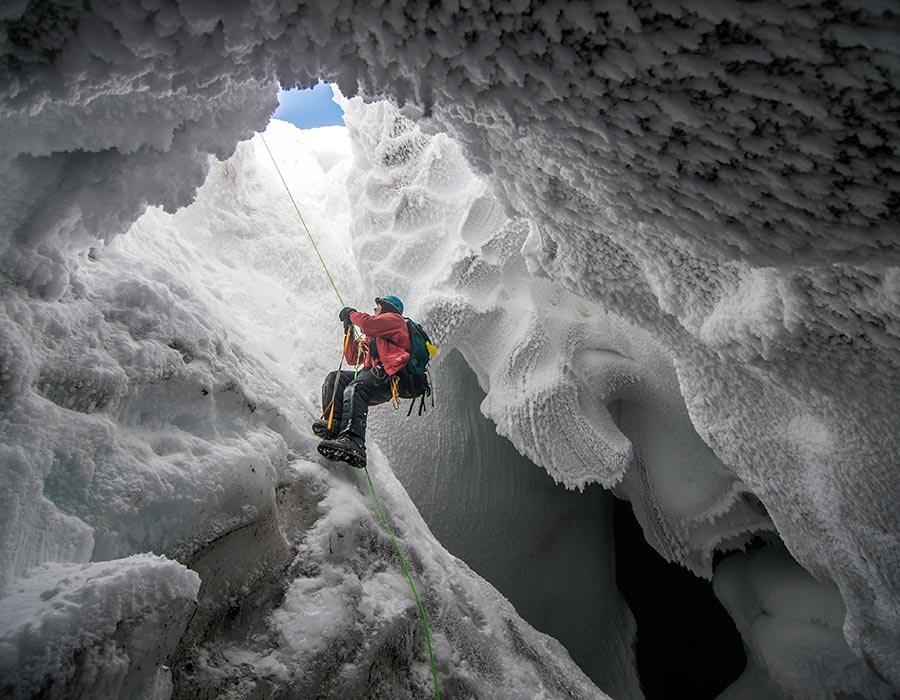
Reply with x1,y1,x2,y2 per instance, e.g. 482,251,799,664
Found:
714,544,892,700
0,122,609,698
344,96,895,697
0,556,199,698
1,1,898,699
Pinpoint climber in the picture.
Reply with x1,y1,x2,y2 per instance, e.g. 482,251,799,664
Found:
314,294,410,469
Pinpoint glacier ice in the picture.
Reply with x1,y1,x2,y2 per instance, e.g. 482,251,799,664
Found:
343,96,869,697
0,122,610,698
0,555,199,698
714,544,894,699
1,1,898,698
370,347,643,699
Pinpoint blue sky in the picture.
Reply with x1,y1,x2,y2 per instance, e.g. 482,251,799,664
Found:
273,82,345,129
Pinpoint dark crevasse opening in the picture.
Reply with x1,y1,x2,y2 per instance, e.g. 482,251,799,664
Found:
614,496,747,698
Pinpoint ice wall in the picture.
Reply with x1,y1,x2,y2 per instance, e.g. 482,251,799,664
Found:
0,125,349,696
342,95,760,695
714,544,893,700
370,348,642,699
340,98,830,696
1,1,898,697
0,122,611,698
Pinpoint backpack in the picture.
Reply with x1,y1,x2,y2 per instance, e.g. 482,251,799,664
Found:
398,318,437,414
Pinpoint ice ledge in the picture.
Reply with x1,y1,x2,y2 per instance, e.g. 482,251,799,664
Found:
0,555,199,699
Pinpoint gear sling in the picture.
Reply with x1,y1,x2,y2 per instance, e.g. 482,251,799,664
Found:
380,317,437,416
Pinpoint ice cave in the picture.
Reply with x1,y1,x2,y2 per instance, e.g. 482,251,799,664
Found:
0,2,897,699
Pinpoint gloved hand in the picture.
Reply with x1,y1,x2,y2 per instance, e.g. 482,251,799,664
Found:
339,306,356,329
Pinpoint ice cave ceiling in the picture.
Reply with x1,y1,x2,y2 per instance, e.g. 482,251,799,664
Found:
0,1,898,699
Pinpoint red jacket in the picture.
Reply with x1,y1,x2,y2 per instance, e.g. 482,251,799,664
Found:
346,310,410,376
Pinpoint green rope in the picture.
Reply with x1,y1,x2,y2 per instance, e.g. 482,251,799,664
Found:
259,133,345,308
364,467,442,699
261,131,441,699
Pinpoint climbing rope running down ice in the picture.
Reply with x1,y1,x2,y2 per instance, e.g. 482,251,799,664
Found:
261,133,442,700
259,133,346,308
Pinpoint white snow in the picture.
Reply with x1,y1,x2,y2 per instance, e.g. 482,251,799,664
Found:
0,2,898,698
0,120,610,698
0,555,199,699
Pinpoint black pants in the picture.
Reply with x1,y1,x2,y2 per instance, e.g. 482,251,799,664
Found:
321,369,392,444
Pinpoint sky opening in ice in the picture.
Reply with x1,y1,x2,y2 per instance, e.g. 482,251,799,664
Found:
273,82,344,129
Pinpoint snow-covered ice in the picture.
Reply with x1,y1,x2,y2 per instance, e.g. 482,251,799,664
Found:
0,556,198,699
1,2,898,698
0,120,611,698
714,543,895,699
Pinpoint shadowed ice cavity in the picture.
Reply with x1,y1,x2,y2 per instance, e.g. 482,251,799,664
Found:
714,543,895,700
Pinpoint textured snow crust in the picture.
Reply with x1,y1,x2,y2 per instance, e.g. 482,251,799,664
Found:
0,555,198,699
0,123,609,699
265,457,609,700
340,97,898,698
0,1,898,697
344,96,773,583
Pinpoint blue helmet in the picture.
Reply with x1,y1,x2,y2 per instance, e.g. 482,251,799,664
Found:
376,294,404,314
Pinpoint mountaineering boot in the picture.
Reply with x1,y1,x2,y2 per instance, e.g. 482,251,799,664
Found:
317,435,367,469
311,418,340,440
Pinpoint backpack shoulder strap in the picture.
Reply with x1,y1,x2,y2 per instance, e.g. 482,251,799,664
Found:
406,317,431,342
